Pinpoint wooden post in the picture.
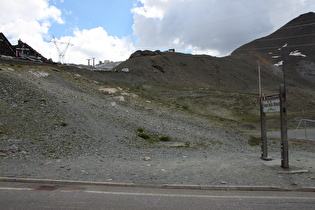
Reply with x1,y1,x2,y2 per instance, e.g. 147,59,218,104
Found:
280,84,289,168
260,97,268,160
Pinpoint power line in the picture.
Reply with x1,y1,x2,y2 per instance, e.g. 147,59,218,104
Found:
235,43,315,52
135,19,315,51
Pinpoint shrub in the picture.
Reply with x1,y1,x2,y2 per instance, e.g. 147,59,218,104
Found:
182,105,189,110
158,135,171,142
137,128,144,133
137,130,150,139
60,121,68,127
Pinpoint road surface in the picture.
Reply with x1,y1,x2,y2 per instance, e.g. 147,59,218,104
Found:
249,128,315,141
1,181,314,209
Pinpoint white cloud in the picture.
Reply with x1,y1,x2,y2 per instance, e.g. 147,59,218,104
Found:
132,0,315,57
132,0,167,19
1,0,315,64
0,0,63,61
0,0,63,41
0,0,134,63
59,27,134,64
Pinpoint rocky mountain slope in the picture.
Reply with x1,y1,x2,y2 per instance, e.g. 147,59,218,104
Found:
0,13,314,186
115,12,315,92
0,58,314,187
0,59,250,159
232,12,315,87
1,12,314,156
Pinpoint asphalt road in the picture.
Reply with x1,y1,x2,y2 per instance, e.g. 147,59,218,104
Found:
1,182,315,209
249,128,315,141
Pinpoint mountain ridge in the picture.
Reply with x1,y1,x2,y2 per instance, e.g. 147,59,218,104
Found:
115,12,315,92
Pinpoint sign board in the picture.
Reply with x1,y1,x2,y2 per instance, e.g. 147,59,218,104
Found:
262,98,280,113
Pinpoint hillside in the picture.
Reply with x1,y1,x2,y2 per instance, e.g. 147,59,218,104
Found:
115,12,315,92
1,56,315,185
115,50,265,92
0,13,315,186
232,12,315,88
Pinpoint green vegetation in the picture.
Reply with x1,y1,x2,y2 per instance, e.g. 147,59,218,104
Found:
137,128,172,143
158,135,171,142
60,121,68,127
248,136,261,146
137,131,150,139
182,105,189,110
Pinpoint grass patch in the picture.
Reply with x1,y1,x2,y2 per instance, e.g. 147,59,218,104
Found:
248,136,260,146
182,105,189,110
137,128,173,143
137,131,150,139
158,135,171,142
60,121,68,127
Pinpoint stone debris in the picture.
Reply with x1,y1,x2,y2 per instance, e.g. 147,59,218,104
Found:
114,96,125,102
278,170,310,174
99,87,119,94
163,142,186,147
144,156,151,161
0,152,7,157
29,70,49,78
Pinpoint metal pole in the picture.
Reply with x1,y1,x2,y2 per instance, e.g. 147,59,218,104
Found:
281,46,287,101
280,84,289,168
260,97,268,160
258,65,262,97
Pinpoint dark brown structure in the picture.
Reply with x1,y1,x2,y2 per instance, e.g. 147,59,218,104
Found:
14,39,48,62
0,32,48,62
0,32,16,57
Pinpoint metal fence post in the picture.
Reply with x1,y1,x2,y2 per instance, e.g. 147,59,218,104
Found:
260,97,268,160
280,84,289,168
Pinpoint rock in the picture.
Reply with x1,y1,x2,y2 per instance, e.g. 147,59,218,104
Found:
144,156,151,161
42,162,53,166
129,50,162,59
122,92,138,98
21,151,27,155
99,87,118,94
221,181,226,184
10,145,19,153
278,170,309,174
29,70,49,77
164,142,186,147
0,152,7,157
114,96,125,102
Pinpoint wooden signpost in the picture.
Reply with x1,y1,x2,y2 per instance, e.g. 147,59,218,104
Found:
260,84,288,168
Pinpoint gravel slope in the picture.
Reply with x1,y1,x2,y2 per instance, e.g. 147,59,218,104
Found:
1,65,314,188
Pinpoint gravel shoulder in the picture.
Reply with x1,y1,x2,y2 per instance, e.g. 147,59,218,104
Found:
1,65,314,189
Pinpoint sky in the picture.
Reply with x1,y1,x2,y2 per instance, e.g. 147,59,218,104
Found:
1,0,314,64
